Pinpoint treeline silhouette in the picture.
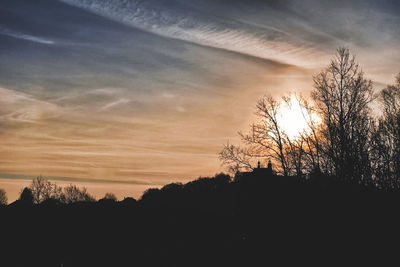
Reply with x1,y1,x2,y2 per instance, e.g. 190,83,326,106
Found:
1,170,400,267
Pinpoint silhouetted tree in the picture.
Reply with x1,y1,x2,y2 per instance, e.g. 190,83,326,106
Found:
220,93,324,177
219,142,255,173
19,187,34,205
220,48,377,182
220,96,291,175
62,184,95,203
121,197,137,207
29,176,63,204
102,192,117,201
312,47,374,182
370,73,400,189
140,188,162,207
0,188,7,206
161,182,184,194
296,96,325,173
213,173,231,184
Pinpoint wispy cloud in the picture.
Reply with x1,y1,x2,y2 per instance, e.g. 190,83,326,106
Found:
0,172,154,185
101,98,131,110
0,27,55,45
58,0,325,67
0,87,63,123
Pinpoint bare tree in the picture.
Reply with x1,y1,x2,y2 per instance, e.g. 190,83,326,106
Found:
284,135,305,176
62,184,95,203
220,95,294,176
220,48,375,182
281,95,319,176
312,47,374,182
0,188,7,206
30,176,63,204
219,142,256,174
251,96,290,175
219,94,324,176
370,73,400,189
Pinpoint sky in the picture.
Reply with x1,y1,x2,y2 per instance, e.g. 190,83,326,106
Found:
1,0,400,201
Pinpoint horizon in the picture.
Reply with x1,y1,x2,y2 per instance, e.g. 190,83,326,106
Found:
1,0,400,201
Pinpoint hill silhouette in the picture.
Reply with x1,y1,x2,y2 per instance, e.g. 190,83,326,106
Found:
1,170,400,267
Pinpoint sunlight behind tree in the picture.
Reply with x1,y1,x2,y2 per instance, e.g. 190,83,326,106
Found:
278,96,314,140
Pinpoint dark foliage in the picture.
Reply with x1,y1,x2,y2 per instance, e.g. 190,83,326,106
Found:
1,172,399,267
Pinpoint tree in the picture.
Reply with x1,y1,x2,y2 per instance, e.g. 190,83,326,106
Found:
30,176,63,204
220,96,291,176
296,96,325,174
312,47,374,182
219,94,323,177
219,142,256,173
0,188,7,206
370,73,400,189
102,192,117,201
19,187,34,205
62,184,95,203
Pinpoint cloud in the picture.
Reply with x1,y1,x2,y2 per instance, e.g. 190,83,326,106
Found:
0,27,55,45
101,98,131,110
58,0,325,67
0,172,153,185
0,87,63,123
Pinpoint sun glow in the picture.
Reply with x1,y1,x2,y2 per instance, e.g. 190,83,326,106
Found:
278,97,311,140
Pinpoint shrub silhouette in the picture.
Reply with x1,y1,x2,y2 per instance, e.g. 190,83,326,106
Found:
0,188,7,206
19,187,34,206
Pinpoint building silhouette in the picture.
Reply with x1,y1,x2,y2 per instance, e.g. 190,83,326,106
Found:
235,160,274,182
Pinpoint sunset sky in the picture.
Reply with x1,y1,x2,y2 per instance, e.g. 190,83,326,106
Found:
1,0,400,200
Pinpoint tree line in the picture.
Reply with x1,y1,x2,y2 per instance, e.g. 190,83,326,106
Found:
220,47,400,190
0,176,117,206
1,169,397,266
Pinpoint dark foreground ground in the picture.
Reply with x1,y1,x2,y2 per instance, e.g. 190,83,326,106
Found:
1,173,400,267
